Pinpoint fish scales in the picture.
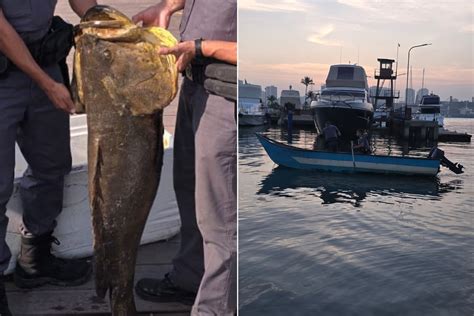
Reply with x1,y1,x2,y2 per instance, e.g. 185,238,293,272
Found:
72,5,178,315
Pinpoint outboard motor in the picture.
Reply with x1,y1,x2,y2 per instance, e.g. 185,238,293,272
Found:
428,147,464,174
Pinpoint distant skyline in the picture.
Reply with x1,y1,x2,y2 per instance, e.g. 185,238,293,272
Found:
239,0,474,101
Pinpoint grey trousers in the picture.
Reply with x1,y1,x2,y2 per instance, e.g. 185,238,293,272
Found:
170,78,237,315
0,65,71,274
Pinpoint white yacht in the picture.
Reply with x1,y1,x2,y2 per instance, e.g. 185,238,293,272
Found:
238,81,267,126
279,87,313,125
280,88,301,110
312,64,374,139
412,94,444,127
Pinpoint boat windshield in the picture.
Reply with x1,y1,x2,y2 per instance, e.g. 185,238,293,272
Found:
421,95,440,105
321,90,366,101
239,99,265,115
420,107,440,114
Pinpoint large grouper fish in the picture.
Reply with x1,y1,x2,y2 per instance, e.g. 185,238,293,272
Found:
72,5,178,315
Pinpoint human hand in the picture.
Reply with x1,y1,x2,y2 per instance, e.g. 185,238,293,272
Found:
159,41,195,72
43,81,76,114
132,3,172,28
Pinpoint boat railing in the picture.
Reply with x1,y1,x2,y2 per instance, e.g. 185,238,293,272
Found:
321,92,358,102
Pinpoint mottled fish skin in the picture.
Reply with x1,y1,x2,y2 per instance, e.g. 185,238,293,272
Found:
73,5,177,315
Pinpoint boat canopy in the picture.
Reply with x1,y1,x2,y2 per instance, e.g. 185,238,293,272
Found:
280,89,301,107
326,64,369,90
420,94,440,105
239,82,263,99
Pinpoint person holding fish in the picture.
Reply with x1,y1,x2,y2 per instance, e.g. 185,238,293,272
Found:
0,1,97,314
133,1,237,315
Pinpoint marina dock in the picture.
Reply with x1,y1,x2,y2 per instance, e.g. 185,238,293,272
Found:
392,118,439,141
5,236,190,315
387,117,471,142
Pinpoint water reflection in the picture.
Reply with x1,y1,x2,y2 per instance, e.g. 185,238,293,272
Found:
240,119,473,316
257,167,461,206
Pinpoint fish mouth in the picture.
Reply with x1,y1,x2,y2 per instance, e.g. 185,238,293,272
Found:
82,5,132,24
75,5,138,41
76,20,126,30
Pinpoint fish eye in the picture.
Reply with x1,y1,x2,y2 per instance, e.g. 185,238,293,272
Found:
102,49,112,60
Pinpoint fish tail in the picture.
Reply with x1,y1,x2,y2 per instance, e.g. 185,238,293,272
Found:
94,248,109,299
110,287,137,316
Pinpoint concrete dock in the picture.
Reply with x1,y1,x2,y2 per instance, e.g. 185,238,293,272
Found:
387,118,471,142
5,236,190,315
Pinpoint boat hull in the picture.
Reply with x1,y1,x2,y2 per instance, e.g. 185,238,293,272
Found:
313,106,373,139
256,134,440,176
239,114,267,126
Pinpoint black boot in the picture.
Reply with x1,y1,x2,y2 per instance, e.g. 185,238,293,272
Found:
135,273,196,305
14,233,91,288
0,276,12,316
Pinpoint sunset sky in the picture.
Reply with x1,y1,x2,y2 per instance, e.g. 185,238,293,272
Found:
239,0,474,101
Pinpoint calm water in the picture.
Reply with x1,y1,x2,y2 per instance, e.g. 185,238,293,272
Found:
239,118,474,316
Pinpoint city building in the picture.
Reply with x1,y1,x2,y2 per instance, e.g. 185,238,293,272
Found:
415,88,429,104
406,88,415,105
264,85,278,100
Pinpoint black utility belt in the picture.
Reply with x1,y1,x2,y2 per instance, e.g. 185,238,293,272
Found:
183,61,237,101
0,16,73,75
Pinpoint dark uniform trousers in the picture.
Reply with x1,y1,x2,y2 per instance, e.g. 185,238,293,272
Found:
0,64,71,273
171,78,237,315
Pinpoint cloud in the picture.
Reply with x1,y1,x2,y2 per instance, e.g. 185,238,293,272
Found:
239,0,311,12
265,62,331,74
239,62,337,91
336,0,471,24
307,25,341,46
336,0,378,11
460,24,474,33
408,66,474,86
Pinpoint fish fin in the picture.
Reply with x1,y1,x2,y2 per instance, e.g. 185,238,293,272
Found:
72,49,86,113
89,139,109,299
71,74,86,113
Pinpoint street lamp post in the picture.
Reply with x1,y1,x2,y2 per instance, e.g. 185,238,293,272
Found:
405,43,432,115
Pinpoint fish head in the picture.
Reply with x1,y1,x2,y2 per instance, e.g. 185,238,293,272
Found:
73,5,178,115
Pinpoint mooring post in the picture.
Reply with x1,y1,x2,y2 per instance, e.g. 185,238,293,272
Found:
403,123,410,139
287,110,293,144
433,126,439,140
420,126,427,140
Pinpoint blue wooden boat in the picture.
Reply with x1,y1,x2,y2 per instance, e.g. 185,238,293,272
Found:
256,134,442,176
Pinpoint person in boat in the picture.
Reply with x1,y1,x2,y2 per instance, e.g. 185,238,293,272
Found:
0,1,97,314
353,129,371,154
322,121,341,152
132,1,237,315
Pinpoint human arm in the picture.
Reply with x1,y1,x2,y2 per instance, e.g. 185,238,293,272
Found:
132,0,185,28
159,40,237,72
68,0,98,18
133,1,236,71
0,9,74,113
201,40,237,65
